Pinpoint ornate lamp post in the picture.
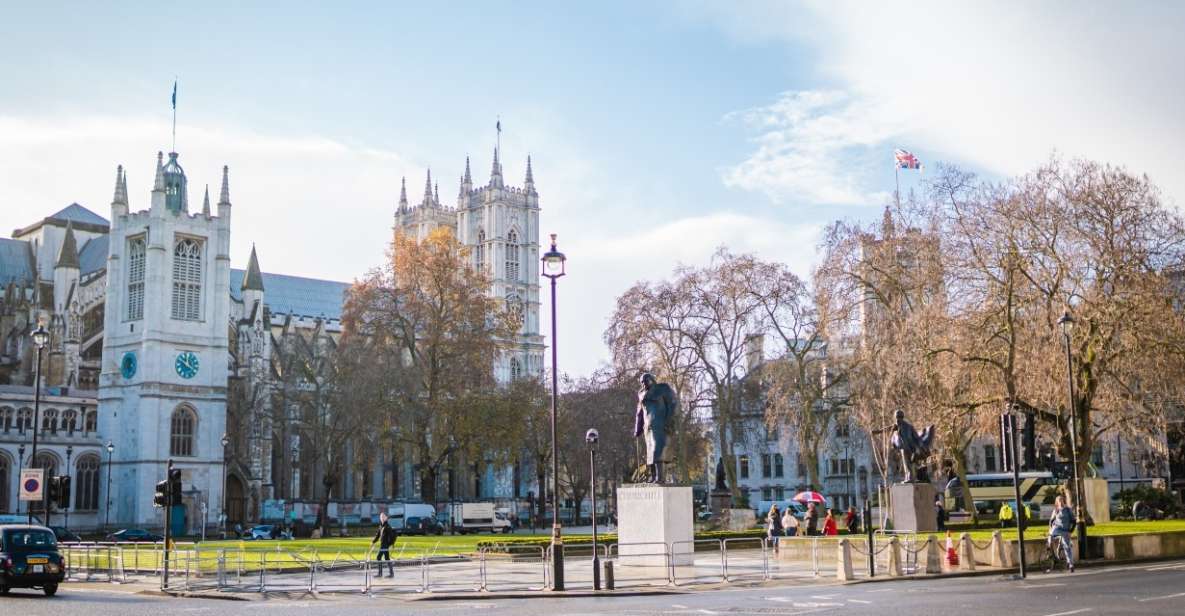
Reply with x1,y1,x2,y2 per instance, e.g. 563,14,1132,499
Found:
541,233,566,590
586,428,601,590
104,441,114,530
64,444,73,532
27,322,49,524
1058,310,1088,560
220,433,230,533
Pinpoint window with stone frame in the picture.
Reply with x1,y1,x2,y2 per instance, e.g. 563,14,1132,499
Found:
84,410,97,433
761,454,772,478
983,444,998,472
75,454,101,510
0,407,12,433
774,453,785,478
171,237,204,321
62,410,78,435
126,235,146,320
510,356,524,381
42,409,58,434
739,454,750,480
170,406,197,457
17,408,32,434
506,230,520,281
475,229,486,271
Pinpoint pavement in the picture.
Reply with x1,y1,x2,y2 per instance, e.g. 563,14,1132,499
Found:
2,558,1182,615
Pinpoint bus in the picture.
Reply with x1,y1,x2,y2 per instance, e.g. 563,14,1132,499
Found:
945,472,1062,518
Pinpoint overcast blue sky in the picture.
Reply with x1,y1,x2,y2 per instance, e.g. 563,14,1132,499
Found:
3,1,1182,376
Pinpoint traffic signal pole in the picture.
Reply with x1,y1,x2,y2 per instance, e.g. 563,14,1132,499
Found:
162,459,173,591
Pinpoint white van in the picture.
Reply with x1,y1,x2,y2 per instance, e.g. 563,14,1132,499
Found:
385,503,436,530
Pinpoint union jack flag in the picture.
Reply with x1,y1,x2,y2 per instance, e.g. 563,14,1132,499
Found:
894,148,922,170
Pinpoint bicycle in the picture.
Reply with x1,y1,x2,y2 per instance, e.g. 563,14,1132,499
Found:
1042,533,1074,573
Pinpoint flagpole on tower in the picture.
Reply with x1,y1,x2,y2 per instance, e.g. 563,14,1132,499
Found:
895,162,900,208
496,115,502,157
171,79,178,152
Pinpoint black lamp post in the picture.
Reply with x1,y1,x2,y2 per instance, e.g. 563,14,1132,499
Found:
220,433,230,533
1058,310,1088,560
64,444,73,532
27,322,49,525
104,441,114,530
586,428,601,590
541,233,566,590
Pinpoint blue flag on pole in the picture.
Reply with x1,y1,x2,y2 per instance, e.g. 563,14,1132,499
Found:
172,81,177,109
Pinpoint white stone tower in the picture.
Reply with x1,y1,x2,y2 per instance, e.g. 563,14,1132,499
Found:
98,152,231,528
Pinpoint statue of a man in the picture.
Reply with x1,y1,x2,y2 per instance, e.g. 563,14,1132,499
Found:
890,410,935,483
634,372,677,484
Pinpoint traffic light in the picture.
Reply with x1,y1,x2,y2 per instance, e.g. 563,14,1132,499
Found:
168,468,182,505
55,476,70,509
46,476,59,508
154,479,170,508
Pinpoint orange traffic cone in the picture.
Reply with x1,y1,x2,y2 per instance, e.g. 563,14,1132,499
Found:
945,530,959,566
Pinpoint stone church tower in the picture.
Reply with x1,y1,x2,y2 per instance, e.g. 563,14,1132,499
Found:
98,152,231,527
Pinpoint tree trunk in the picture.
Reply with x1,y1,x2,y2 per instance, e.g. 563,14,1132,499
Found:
952,450,978,525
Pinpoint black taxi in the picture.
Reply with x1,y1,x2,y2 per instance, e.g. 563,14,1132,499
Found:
0,525,66,596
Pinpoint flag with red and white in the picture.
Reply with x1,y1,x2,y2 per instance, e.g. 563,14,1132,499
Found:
894,148,923,170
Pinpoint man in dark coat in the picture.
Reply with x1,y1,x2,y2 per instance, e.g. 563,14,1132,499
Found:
635,372,677,483
371,511,398,577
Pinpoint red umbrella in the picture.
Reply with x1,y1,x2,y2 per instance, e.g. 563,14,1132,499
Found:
792,491,826,504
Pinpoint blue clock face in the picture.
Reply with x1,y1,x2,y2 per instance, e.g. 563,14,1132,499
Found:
120,351,137,379
175,351,200,379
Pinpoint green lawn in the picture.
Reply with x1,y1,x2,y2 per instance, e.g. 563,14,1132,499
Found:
958,519,1185,544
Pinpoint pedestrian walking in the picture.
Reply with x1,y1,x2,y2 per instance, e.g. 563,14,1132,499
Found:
823,508,838,536
1047,494,1076,572
766,504,783,554
781,507,799,537
935,497,947,531
370,511,398,577
805,502,820,536
843,506,859,534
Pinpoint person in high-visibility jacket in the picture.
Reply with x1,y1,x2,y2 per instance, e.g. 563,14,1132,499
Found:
999,502,1015,528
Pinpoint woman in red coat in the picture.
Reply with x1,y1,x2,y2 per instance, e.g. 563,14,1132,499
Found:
823,509,838,536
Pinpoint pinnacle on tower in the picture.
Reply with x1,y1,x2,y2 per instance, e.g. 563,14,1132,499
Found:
218,165,231,206
464,156,472,184
434,182,439,205
423,168,433,204
399,176,409,210
112,165,128,206
202,184,211,216
525,155,535,189
55,220,80,269
153,151,165,191
242,243,265,292
489,146,503,187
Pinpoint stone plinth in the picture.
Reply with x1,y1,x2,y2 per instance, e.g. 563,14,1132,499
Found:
617,484,694,566
890,483,938,532
709,488,733,515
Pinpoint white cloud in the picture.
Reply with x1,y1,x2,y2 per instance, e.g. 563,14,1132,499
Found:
722,90,902,205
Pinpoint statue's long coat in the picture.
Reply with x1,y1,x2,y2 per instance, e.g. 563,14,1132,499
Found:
635,382,677,465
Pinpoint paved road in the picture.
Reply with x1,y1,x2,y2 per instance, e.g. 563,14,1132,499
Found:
3,559,1183,615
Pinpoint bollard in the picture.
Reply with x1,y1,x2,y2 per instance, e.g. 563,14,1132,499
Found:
604,559,615,590
959,533,976,571
925,536,942,574
836,538,854,581
887,536,904,577
990,530,1008,568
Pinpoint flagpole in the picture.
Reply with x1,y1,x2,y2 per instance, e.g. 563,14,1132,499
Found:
172,79,177,152
895,163,900,208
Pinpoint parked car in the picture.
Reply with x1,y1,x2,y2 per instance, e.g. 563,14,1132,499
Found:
104,528,163,543
247,525,280,540
0,524,66,596
401,516,444,536
48,527,80,543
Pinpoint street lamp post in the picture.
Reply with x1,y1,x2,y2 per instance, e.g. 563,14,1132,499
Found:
1058,310,1088,561
64,444,73,533
104,441,114,530
541,233,567,590
221,433,230,535
586,428,601,590
27,322,49,525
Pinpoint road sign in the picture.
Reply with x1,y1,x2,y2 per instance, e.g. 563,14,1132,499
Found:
19,468,44,501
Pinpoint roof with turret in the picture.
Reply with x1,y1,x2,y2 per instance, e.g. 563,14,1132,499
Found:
229,269,349,320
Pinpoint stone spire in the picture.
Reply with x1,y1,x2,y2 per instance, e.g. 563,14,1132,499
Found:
434,182,440,205
423,168,434,205
55,221,80,269
398,176,408,211
153,151,165,192
524,155,535,194
201,184,211,216
489,146,503,188
241,244,265,292
218,165,231,206
464,156,472,184
112,165,128,206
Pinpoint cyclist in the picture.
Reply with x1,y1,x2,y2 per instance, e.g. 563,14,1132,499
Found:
1047,494,1076,572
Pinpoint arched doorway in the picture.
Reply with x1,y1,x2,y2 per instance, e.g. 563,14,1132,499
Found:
227,474,246,525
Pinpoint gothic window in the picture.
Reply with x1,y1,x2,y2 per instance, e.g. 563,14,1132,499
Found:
127,236,146,321
42,409,58,434
0,452,9,513
738,455,750,480
33,451,58,479
475,229,486,271
171,237,204,321
761,453,772,478
0,407,12,433
170,406,197,457
774,453,785,478
510,356,523,381
62,410,78,435
17,408,32,434
506,230,520,281
84,410,97,433
75,454,101,510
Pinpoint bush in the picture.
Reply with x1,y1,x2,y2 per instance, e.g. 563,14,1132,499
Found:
1114,485,1181,518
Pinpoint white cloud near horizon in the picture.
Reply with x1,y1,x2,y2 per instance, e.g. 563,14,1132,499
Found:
699,1,1185,208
